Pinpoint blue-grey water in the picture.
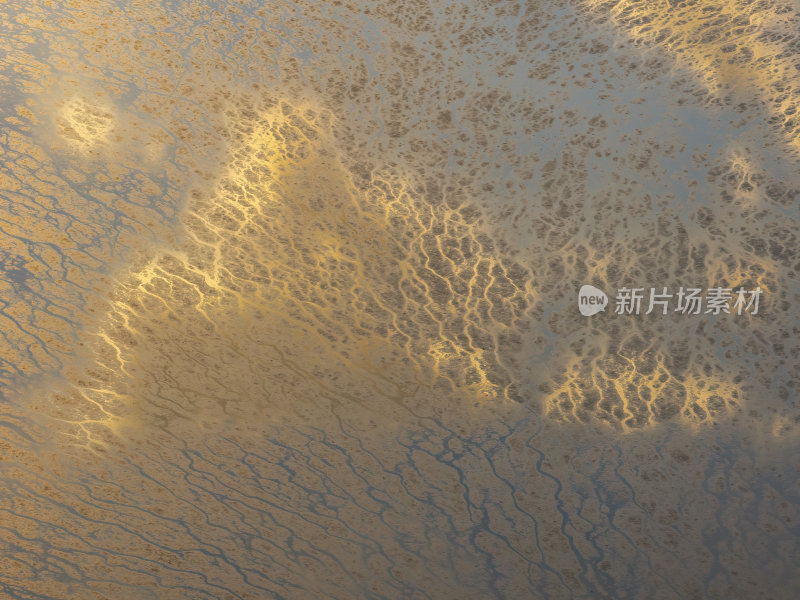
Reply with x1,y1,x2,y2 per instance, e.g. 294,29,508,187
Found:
0,1,798,599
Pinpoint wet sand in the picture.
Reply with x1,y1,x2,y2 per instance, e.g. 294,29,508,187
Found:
0,1,798,598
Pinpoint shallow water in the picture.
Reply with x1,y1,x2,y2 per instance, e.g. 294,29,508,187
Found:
0,1,798,599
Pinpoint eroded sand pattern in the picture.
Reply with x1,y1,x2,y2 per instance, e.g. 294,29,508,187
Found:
0,1,798,599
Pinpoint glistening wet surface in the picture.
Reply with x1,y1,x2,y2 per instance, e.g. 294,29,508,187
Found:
0,1,798,599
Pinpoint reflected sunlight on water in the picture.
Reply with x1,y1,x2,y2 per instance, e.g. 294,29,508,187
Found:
0,0,798,599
